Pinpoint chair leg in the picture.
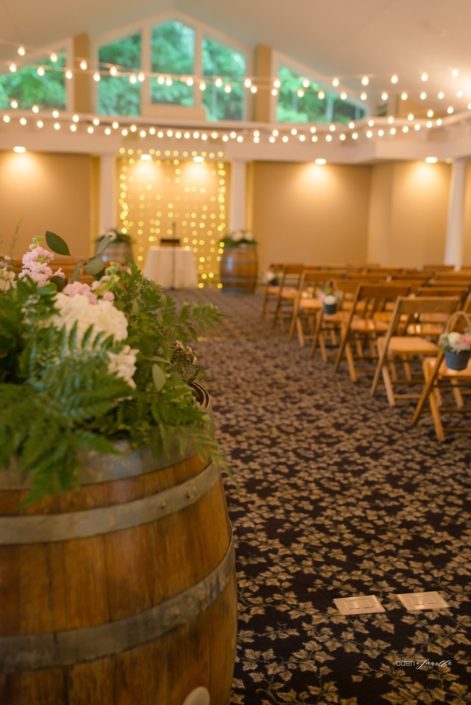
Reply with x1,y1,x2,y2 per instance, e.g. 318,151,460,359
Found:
334,325,349,372
296,317,305,346
311,312,322,357
289,310,297,339
371,338,388,397
345,342,357,382
319,333,327,362
381,363,396,406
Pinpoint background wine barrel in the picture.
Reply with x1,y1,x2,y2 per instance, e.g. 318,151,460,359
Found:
0,450,237,705
220,245,258,294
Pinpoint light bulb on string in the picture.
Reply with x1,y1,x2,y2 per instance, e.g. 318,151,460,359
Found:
9,62,17,73
438,91,445,99
109,66,118,76
420,91,427,100
451,68,460,78
400,91,408,100
340,91,347,100
381,91,389,101
360,91,367,101
390,74,399,84
361,75,369,86
50,52,58,63
93,71,100,82
420,72,428,82
65,69,73,79
318,90,325,99
37,66,45,76
332,77,340,87
80,60,88,71
17,45,25,56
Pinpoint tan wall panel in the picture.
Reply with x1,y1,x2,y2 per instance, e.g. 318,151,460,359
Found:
250,161,371,272
0,151,94,259
367,161,450,268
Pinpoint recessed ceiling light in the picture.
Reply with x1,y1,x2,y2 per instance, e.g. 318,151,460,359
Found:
193,155,204,163
425,156,438,164
315,158,327,165
140,153,151,161
13,145,26,153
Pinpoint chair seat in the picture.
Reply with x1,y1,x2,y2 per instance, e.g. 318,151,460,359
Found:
351,317,390,333
267,285,280,294
299,299,322,310
380,336,438,355
280,287,298,299
407,323,445,336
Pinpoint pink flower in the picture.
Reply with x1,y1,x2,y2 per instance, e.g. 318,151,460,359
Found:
63,281,98,304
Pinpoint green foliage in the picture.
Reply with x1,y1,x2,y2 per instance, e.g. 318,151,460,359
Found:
202,36,245,120
0,245,223,502
0,53,66,109
98,33,141,116
151,21,195,106
276,65,365,124
46,231,71,255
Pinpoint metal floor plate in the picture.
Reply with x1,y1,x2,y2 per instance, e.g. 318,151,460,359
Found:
334,595,386,615
396,591,450,611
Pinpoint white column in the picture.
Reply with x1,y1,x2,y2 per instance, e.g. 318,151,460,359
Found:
229,160,247,231
99,155,117,234
445,158,467,269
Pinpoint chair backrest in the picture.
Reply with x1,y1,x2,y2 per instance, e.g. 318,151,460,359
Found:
388,296,460,336
350,284,412,319
278,263,305,290
417,286,468,306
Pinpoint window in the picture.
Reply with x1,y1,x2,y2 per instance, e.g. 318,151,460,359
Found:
151,20,195,106
98,33,141,116
202,37,245,120
276,65,365,124
0,52,66,110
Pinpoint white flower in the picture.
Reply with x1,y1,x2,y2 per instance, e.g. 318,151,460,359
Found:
324,294,337,305
52,293,136,386
232,231,243,242
0,267,16,292
108,346,137,387
54,293,128,342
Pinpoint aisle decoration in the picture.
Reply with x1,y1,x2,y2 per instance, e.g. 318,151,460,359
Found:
0,231,221,502
439,322,471,371
219,229,258,294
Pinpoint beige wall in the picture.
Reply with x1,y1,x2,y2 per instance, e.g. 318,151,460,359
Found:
249,161,371,272
462,164,471,266
0,151,96,258
367,161,451,267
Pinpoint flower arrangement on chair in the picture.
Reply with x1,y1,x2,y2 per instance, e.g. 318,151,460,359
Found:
439,319,471,371
317,281,342,314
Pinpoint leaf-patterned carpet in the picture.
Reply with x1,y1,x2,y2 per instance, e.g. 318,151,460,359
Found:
177,289,470,705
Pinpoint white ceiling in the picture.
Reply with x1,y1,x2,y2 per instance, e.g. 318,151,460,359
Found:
1,0,471,98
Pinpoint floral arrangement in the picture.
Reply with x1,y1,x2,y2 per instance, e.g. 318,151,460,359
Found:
96,228,133,245
439,330,471,353
219,229,257,248
0,232,221,502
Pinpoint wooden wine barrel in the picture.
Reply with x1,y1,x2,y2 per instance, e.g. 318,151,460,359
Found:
0,446,237,705
220,245,258,294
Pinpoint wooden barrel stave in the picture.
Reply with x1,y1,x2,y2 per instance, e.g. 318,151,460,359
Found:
0,453,237,705
220,245,258,294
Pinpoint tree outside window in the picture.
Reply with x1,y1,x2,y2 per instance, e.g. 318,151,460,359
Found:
151,21,195,106
0,53,66,109
276,65,365,124
202,37,245,120
98,33,141,116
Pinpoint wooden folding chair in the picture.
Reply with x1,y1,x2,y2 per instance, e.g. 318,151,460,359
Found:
412,310,471,440
288,269,326,346
371,296,460,406
310,281,358,361
272,264,305,331
262,263,285,319
334,284,411,382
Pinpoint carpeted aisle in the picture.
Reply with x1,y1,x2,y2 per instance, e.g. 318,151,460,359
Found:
177,289,470,705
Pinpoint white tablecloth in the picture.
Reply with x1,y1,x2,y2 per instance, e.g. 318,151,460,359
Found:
143,247,198,289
